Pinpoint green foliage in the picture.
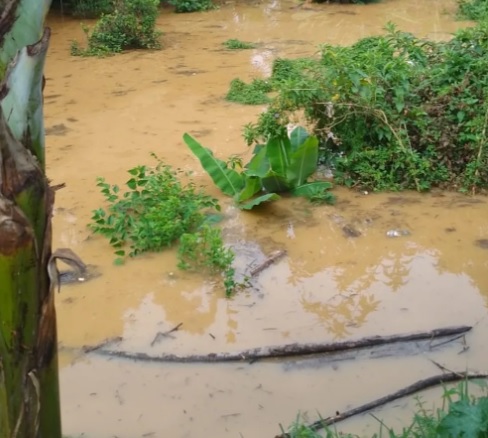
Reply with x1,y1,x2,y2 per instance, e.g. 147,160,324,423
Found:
223,39,257,50
226,78,272,105
283,381,488,438
458,0,488,21
183,128,335,210
239,22,488,193
89,156,238,294
68,0,114,18
71,0,161,56
168,0,213,13
178,225,236,296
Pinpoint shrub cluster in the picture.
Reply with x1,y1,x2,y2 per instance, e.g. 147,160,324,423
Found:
235,22,488,192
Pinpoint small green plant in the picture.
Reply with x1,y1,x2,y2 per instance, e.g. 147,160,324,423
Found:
226,78,272,105
178,225,236,296
71,0,161,56
223,39,257,50
183,127,335,210
168,0,213,13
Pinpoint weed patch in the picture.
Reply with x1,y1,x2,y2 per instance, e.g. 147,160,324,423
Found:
223,39,257,50
226,78,272,105
168,0,214,13
89,156,237,295
235,22,488,193
458,0,488,21
71,0,161,56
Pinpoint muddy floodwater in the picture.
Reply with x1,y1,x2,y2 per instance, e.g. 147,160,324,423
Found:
44,1,488,437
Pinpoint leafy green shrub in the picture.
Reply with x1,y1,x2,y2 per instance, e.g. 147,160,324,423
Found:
458,0,488,21
226,78,272,105
239,22,488,192
183,127,335,210
168,0,213,13
71,0,161,56
89,156,238,294
223,39,257,50
90,158,219,259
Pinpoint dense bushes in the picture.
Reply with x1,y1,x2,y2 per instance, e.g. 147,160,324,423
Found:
236,22,488,192
71,0,161,55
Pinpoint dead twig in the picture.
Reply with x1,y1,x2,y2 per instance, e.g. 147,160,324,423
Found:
150,322,183,346
275,371,488,437
82,336,122,353
93,325,471,363
250,250,287,277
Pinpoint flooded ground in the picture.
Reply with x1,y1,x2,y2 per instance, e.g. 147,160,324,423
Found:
44,1,488,437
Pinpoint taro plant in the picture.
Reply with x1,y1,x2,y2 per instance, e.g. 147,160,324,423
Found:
183,126,335,210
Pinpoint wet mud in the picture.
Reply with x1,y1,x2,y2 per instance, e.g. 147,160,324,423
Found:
44,1,488,437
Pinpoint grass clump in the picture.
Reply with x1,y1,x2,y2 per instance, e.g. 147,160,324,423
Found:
226,78,272,105
89,155,237,295
71,0,161,56
223,39,257,50
168,0,213,13
239,21,488,193
282,381,488,437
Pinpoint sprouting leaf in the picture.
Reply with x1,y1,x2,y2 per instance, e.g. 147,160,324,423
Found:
266,136,292,178
237,176,262,202
183,133,244,197
245,146,269,178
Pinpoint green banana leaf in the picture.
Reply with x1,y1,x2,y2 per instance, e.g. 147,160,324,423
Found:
183,133,244,197
239,193,281,210
286,135,319,187
236,176,262,202
245,143,270,179
266,136,291,178
261,172,290,193
289,126,309,151
292,181,333,200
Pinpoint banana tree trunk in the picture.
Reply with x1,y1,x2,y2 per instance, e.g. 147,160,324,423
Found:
0,0,62,437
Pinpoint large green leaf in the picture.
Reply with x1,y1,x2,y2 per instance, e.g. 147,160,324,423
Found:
261,172,290,193
291,181,333,200
266,135,292,178
289,126,309,151
183,133,244,197
287,136,319,186
245,145,269,178
238,193,280,210
237,176,262,202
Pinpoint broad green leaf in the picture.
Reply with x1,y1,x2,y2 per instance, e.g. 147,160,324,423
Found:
287,136,319,186
237,176,262,202
184,133,244,197
289,126,309,151
292,181,333,199
437,398,488,438
238,193,281,210
261,172,290,193
266,135,292,178
245,145,269,178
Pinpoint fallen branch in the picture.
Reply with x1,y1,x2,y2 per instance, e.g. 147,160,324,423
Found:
150,322,183,346
250,249,287,277
93,325,471,363
275,371,488,437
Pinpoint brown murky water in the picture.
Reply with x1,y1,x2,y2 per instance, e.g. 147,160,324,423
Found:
44,1,488,437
